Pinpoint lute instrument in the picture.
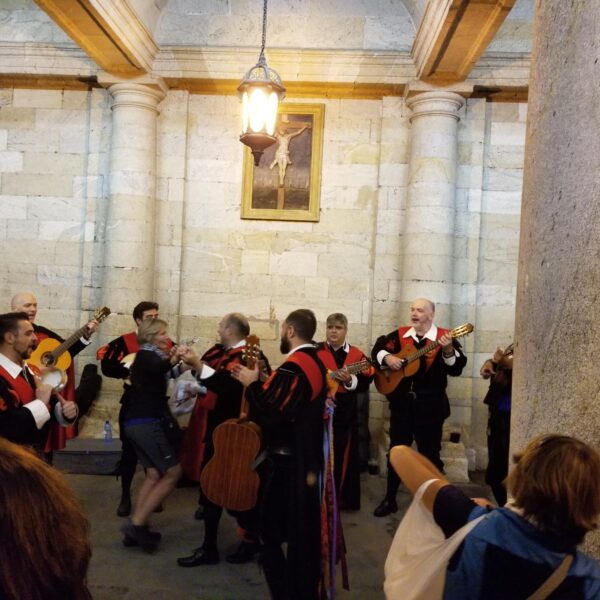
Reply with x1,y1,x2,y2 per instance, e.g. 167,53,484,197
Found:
374,323,474,395
28,307,111,390
199,334,262,511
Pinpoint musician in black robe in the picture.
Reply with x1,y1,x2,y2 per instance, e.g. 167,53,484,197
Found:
316,312,374,510
177,313,270,566
371,298,466,517
233,309,327,600
10,291,97,457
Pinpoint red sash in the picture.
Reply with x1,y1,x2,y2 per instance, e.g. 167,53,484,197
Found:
0,364,36,406
123,331,140,354
285,351,325,401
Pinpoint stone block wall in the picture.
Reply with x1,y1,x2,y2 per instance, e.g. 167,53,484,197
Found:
0,85,524,457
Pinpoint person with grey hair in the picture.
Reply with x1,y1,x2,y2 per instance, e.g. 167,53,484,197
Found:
371,298,467,518
177,313,271,567
120,318,184,552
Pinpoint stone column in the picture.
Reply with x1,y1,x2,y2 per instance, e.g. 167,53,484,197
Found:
402,91,465,323
512,2,600,553
400,91,468,481
85,79,165,433
102,81,165,313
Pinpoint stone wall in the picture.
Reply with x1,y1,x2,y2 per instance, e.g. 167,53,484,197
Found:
0,86,524,462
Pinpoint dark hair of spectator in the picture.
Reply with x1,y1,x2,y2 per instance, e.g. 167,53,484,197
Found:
507,434,600,545
0,437,92,600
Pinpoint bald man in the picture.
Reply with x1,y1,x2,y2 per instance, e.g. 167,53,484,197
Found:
10,292,97,456
370,298,467,517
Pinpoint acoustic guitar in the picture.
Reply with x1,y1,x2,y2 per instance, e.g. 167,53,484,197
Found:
374,323,474,395
199,334,262,511
28,307,111,390
326,359,371,396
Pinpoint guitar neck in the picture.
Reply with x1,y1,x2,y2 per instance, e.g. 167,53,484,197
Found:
332,359,369,378
51,325,88,359
406,339,442,364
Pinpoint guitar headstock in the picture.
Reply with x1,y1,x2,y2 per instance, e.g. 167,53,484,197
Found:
93,307,111,323
450,323,474,339
243,334,261,369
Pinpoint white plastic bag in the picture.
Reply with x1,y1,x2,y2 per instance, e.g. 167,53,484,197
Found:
384,479,485,600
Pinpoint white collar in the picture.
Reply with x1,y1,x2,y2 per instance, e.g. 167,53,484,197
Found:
326,341,350,353
0,352,24,379
287,342,315,356
403,325,438,343
228,339,246,350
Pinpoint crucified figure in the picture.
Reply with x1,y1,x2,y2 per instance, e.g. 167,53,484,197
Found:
270,123,309,187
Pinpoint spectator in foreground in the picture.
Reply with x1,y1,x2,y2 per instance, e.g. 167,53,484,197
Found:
0,437,91,600
387,434,600,599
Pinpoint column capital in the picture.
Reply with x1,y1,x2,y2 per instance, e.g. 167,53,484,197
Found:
406,91,465,123
98,74,167,114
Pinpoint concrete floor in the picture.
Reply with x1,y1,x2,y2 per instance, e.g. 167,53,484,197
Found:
57,444,490,600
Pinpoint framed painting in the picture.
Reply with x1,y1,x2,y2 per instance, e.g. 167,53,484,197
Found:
241,103,324,222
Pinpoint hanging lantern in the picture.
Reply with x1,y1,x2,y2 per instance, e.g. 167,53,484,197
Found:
238,0,286,166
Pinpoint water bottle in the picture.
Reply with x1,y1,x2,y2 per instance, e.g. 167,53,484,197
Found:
103,419,112,443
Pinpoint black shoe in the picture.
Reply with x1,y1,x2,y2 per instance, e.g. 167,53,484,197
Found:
177,547,220,567
116,497,131,517
121,521,160,553
373,498,398,518
122,528,161,547
194,507,205,520
226,542,260,564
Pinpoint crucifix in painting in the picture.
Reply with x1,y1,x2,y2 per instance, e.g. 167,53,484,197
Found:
241,103,324,222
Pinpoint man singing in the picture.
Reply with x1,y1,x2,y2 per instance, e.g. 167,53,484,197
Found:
371,298,466,517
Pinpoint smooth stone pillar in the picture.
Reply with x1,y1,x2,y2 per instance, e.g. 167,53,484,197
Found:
403,91,465,322
103,82,165,312
512,2,600,554
84,81,165,435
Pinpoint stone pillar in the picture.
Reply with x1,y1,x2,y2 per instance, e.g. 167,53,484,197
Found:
402,91,465,323
512,2,600,553
83,79,165,435
103,81,165,313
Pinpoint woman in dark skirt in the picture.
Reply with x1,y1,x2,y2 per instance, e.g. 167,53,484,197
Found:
121,318,183,551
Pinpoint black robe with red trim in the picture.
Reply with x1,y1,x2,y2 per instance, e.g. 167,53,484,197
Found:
247,346,327,600
33,323,86,451
316,342,374,510
180,343,271,481
0,363,48,445
371,326,466,420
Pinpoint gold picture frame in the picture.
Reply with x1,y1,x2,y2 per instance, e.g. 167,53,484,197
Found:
241,103,324,222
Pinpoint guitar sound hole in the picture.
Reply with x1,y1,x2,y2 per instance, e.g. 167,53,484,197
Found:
41,353,55,367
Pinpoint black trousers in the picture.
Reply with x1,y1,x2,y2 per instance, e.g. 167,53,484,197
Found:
486,408,510,506
385,396,445,501
259,455,320,600
199,492,258,551
117,401,138,498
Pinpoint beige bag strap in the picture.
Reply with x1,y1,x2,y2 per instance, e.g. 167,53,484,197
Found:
526,554,573,600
